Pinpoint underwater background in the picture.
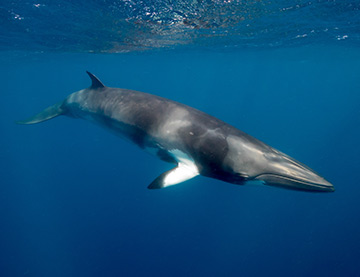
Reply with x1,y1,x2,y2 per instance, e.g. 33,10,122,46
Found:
1,1,360,276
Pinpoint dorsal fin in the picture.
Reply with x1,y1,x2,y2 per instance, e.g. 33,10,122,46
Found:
86,71,105,89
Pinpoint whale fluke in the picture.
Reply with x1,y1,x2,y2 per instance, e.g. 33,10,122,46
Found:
16,101,64,125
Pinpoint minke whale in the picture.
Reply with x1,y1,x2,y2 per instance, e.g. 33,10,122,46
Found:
18,72,334,192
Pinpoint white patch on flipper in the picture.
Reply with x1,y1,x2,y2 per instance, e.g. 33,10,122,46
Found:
163,149,199,187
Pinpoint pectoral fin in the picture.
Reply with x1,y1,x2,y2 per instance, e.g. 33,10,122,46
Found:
148,162,199,189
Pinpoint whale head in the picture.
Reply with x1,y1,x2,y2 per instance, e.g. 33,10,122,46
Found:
225,135,334,192
253,151,334,192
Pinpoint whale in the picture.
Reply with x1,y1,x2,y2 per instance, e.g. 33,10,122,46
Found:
18,72,334,192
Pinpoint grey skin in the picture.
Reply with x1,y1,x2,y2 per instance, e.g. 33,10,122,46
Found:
18,72,334,192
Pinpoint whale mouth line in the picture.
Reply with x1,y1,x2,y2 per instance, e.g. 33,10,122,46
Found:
254,173,335,192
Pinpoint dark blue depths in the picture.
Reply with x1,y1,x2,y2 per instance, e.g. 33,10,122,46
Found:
1,1,360,275
0,48,359,277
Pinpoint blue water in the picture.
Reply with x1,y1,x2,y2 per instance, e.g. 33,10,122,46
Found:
1,1,360,277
